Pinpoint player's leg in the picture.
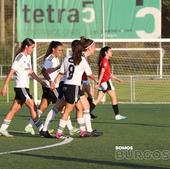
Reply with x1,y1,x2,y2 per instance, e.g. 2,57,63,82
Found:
25,98,44,132
90,91,105,113
75,99,87,137
40,98,64,138
107,89,126,120
80,95,93,132
85,84,96,118
24,87,52,134
56,102,74,139
56,85,81,139
82,82,94,105
25,98,49,135
80,95,102,136
0,100,22,137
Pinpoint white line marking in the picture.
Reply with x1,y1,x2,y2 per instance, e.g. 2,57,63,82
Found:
0,131,73,155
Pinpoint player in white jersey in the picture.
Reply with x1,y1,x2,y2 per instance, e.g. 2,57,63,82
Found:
55,40,97,139
79,36,103,136
0,38,44,137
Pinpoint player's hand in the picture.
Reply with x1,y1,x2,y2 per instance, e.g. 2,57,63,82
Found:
95,84,99,89
50,81,55,90
1,87,7,96
118,79,124,84
55,82,59,89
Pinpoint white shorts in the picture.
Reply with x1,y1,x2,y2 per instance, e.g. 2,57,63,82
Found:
82,80,90,85
98,79,115,92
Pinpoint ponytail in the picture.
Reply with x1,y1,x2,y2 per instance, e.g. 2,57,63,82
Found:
71,40,83,65
14,38,35,60
44,41,63,60
80,36,94,51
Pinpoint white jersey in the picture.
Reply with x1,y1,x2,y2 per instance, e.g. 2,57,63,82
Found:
42,54,60,88
60,55,92,86
12,53,32,88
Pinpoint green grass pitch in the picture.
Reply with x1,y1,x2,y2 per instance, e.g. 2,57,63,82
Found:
0,103,170,169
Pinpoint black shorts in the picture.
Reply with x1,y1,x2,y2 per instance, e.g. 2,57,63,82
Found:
79,89,85,97
57,81,64,99
98,79,115,93
62,84,81,104
42,87,58,104
14,88,33,105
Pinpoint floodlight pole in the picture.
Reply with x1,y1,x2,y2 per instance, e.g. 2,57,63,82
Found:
33,43,38,104
102,0,106,47
12,0,16,62
159,0,162,78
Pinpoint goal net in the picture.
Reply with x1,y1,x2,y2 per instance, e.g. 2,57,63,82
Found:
33,39,170,104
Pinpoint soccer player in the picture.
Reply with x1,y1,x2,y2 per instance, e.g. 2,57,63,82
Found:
79,36,102,135
0,38,44,137
90,46,127,120
55,40,98,139
80,36,96,119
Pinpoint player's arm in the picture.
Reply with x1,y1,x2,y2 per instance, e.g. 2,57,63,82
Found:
98,68,105,85
54,73,63,87
111,74,124,83
45,64,61,74
53,61,65,89
1,68,15,96
41,66,55,89
88,74,98,84
29,69,45,86
83,58,98,84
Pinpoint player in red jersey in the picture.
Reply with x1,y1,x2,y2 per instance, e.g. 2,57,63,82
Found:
90,46,127,120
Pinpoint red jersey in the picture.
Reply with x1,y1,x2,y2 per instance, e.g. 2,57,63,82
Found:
82,72,88,81
100,58,111,82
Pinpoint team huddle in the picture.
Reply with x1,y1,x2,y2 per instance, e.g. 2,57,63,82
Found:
0,37,126,139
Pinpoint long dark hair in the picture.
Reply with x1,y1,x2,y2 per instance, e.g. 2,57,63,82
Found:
71,40,83,65
98,46,111,72
80,36,94,51
44,41,63,60
14,38,35,59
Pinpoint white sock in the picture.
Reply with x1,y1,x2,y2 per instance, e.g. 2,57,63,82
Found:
28,109,43,127
58,119,67,134
83,109,93,132
1,119,11,130
77,118,86,131
66,116,73,131
43,108,58,131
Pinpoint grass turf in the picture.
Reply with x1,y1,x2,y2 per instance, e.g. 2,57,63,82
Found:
0,104,170,169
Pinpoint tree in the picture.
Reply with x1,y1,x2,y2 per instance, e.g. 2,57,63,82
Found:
162,0,170,38
0,0,5,44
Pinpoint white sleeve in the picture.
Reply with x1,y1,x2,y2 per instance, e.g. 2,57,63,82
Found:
28,55,32,69
83,58,92,76
59,62,65,74
43,59,52,69
11,55,23,71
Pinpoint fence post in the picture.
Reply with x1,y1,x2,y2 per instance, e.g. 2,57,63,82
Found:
0,65,2,77
133,77,136,101
160,48,163,79
130,76,133,103
7,85,9,103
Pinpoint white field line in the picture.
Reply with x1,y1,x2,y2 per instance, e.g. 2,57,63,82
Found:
0,130,73,155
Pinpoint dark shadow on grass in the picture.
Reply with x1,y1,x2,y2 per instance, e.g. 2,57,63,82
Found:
9,131,41,138
14,152,169,169
8,131,52,139
91,121,170,128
